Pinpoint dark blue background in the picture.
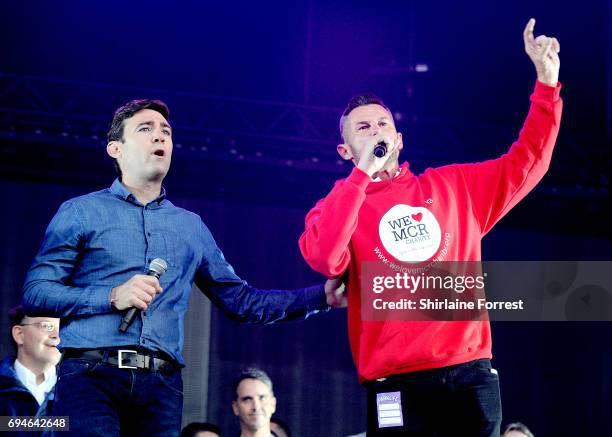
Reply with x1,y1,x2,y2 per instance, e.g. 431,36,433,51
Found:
0,1,610,435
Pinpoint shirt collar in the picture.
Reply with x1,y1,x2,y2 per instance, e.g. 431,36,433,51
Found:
14,359,56,387
110,178,167,206
372,168,402,183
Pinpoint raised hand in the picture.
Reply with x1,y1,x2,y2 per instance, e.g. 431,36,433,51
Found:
523,18,560,87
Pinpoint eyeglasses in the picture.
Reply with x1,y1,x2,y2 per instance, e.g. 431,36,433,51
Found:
19,322,58,333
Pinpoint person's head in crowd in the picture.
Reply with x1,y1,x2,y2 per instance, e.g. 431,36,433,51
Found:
270,416,291,437
106,99,172,184
180,421,221,437
503,422,534,437
8,305,60,381
232,367,277,436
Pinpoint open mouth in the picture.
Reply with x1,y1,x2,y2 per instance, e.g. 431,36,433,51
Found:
153,149,165,157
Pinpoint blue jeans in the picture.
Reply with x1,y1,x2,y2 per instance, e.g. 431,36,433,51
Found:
51,357,183,437
365,359,502,436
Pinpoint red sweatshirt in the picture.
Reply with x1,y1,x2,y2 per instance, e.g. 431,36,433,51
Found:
299,81,562,382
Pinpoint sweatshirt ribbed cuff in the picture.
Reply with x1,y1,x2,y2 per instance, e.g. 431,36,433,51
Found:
534,80,562,101
347,167,372,190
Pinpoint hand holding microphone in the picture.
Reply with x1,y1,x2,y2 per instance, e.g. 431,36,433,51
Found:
356,134,402,178
115,258,168,332
373,140,388,158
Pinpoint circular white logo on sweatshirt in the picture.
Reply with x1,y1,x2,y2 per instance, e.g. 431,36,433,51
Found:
379,204,442,262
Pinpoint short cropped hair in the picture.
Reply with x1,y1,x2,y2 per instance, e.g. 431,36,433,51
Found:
8,305,27,353
180,422,222,437
107,99,170,179
233,367,274,399
503,422,534,437
338,93,392,139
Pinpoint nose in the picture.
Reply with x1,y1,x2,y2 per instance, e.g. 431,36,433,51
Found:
152,128,165,143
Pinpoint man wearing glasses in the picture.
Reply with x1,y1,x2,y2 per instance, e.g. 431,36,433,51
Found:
0,305,60,418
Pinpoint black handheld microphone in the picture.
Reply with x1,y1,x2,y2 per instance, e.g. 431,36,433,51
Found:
373,141,388,158
118,258,168,333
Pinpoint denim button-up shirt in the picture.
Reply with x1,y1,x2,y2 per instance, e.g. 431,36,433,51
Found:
22,179,327,365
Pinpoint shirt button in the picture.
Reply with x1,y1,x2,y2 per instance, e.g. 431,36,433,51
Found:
147,232,151,236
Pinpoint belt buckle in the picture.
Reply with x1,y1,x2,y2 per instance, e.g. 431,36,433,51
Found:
117,349,138,369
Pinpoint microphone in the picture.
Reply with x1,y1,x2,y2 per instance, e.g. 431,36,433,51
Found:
118,258,168,333
373,141,387,158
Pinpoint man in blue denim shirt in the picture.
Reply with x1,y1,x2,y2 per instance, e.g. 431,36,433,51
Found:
22,99,341,437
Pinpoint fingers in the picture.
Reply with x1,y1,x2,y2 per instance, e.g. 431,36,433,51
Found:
139,275,163,293
524,18,560,57
542,38,554,58
131,297,149,311
523,18,535,45
534,35,548,46
113,274,163,311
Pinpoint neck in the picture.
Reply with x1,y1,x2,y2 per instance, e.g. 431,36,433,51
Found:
240,426,271,437
373,161,400,181
16,356,50,385
121,177,162,205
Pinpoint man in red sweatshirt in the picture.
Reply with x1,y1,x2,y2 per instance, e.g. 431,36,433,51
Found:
299,19,562,436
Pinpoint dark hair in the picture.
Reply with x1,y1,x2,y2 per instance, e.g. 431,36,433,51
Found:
180,422,221,437
503,422,534,437
270,416,292,437
8,305,27,353
233,367,274,400
338,93,392,139
107,99,170,179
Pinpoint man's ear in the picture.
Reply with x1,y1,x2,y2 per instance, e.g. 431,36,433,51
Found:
106,141,122,159
12,325,24,347
232,400,239,416
397,132,404,151
271,396,277,415
337,143,354,161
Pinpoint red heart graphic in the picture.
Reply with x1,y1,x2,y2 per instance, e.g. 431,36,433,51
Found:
411,212,423,222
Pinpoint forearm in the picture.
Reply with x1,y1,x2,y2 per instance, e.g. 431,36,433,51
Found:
206,281,328,324
517,80,562,168
299,167,370,276
23,277,112,318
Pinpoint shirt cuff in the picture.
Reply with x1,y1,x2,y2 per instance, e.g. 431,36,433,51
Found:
534,80,562,101
302,284,330,312
85,286,114,314
347,167,372,190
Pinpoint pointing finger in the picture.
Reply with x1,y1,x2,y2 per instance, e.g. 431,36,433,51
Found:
523,18,536,44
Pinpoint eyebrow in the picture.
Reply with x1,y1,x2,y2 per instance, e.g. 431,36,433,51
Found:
355,116,390,125
136,121,172,131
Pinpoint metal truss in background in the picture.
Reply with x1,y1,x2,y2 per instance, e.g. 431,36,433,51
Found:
0,72,608,200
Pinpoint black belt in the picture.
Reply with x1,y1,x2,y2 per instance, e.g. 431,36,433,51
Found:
62,348,179,373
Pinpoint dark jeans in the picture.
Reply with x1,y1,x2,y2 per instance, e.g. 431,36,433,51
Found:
365,359,502,436
51,357,183,437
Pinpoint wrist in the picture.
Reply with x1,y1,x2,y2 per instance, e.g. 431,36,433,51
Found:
110,287,118,309
536,70,558,87
356,162,375,178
